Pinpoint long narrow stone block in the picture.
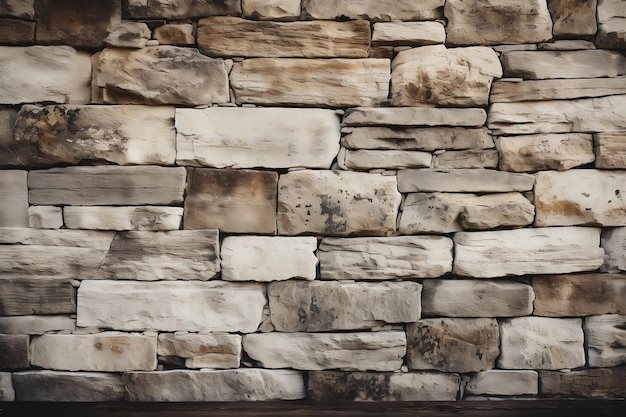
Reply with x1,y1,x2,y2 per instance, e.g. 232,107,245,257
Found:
308,371,460,401
0,315,74,334
124,369,305,401
397,169,534,193
602,227,626,273
269,281,422,331
319,236,453,279
502,50,626,79
464,370,538,396
0,334,29,369
498,317,585,370
433,150,499,169
595,132,626,169
0,228,114,249
540,368,626,398
243,332,406,371
490,78,626,102
301,0,444,21
0,170,28,227
64,206,183,231
0,278,75,316
277,170,401,236
231,58,390,107
422,280,534,317
77,280,267,333
221,236,317,282
453,227,604,278
158,333,242,369
12,371,125,401
29,166,187,206
343,107,487,127
585,315,626,368
372,21,445,46
339,148,432,170
0,372,14,401
176,107,340,169
125,0,241,19
31,332,157,372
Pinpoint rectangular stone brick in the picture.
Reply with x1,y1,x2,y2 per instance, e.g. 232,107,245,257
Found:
28,206,63,229
0,278,75,316
125,0,241,19
397,169,534,193
595,131,626,169
0,371,14,401
343,107,487,127
0,170,28,227
585,314,626,368
464,370,538,396
490,78,626,102
0,17,35,44
0,334,29,370
64,206,183,231
13,371,125,401
158,333,241,369
0,315,75,334
302,0,444,21
540,368,626,398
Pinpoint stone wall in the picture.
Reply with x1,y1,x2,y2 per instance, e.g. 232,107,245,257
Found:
0,0,625,402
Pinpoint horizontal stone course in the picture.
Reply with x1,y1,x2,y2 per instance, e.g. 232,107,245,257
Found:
539,368,626,398
397,169,534,193
63,206,183,231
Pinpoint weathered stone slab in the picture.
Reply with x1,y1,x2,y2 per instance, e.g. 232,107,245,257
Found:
221,236,317,282
244,332,406,371
9,105,176,166
0,18,35,44
499,317,585,369
538,39,597,50
343,128,493,152
397,169,534,193
124,369,305,401
391,45,502,106
339,148,432,170
548,0,597,37
535,170,626,226
308,371,460,401
446,0,552,45
0,334,28,369
372,21,445,46
301,0,444,21
184,168,277,234
0,277,75,316
0,315,74,334
12,371,125,401
488,95,626,135
433,150,499,169
497,133,594,172
277,170,401,236
595,131,626,169
28,206,62,229
464,370,538,396
199,17,369,58
585,315,626,367
64,206,182,231
77,280,267,333
153,23,195,45
533,274,626,316
95,46,229,106
540,368,626,397
319,236,453,279
596,0,626,49
0,0,34,19
502,50,626,79
158,333,242,369
231,58,390,107
35,0,121,48
0,170,27,227
602,227,626,272
0,46,90,104
453,227,604,277
269,281,422,331
243,0,300,20
31,332,157,372
104,22,151,48
0,108,16,147
125,0,241,19
343,107,487,127
29,166,187,206
0,372,14,401
175,107,340,169
422,279,534,317
0,227,114,249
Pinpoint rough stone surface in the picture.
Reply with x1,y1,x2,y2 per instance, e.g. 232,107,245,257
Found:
533,274,626,316
0,334,29,370
28,206,63,229
464,370,538,396
124,369,305,401
95,46,229,106
64,206,183,231
339,149,432,170
535,170,626,226
602,227,626,273
407,318,499,373
540,368,626,398
268,281,422,331
596,0,626,49
538,39,597,49
372,21,445,46
231,58,390,107
453,227,604,277
548,0,597,37
0,277,75,316
459,193,535,230
343,128,493,152
397,169,534,193
595,131,626,169
0,372,14,401
158,333,242,369
308,371,460,401
585,315,626,367
0,46,91,104
319,236,453,279
77,280,267,333
490,77,626,102
29,166,187,206
0,170,28,227
445,0,552,45
301,0,444,21
104,22,151,48
0,227,113,249
243,332,406,371
0,315,75,334
0,0,34,19
0,108,16,147
153,23,195,45
497,133,594,172
391,45,502,106
277,170,401,236
0,17,35,44
175,107,340,169
30,332,157,372
343,107,487,127
422,279,534,317
221,236,317,282
432,150,499,169
125,0,241,19
243,0,300,20
184,168,277,234
502,50,626,79
498,317,585,370
12,371,126,401
8,105,176,166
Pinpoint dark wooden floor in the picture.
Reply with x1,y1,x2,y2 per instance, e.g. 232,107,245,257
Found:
1,400,624,417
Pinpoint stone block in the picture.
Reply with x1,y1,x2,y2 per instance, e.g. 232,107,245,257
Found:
343,107,487,127
301,0,444,21
585,315,626,367
12,371,125,401
0,0,34,19
0,108,16,148
158,333,241,369
339,148,432,170
397,169,534,193
0,278,75,316
0,170,27,227
0,315,74,334
602,227,626,272
464,370,538,396
548,0,597,37
77,280,267,333
372,21,445,46
125,0,241,19
153,24,195,45
0,334,29,370
243,0,300,20
28,206,62,229
498,317,585,369
407,318,499,373
0,18,35,44
502,50,626,79
277,170,401,236
184,168,277,234
540,368,626,398
243,332,406,371
595,131,626,169
0,372,14,401
596,0,626,49
490,77,626,102
64,206,183,231
104,22,151,48
432,150,499,169
221,236,317,282
319,236,453,279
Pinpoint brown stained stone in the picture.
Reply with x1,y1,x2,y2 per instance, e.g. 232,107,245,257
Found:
13,371,126,401
124,0,241,19
184,168,277,234
533,274,626,317
153,24,195,45
595,131,626,169
0,18,35,44
0,277,75,316
540,368,626,398
0,0,35,19
157,333,242,369
548,0,597,38
0,334,29,370
35,0,122,49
